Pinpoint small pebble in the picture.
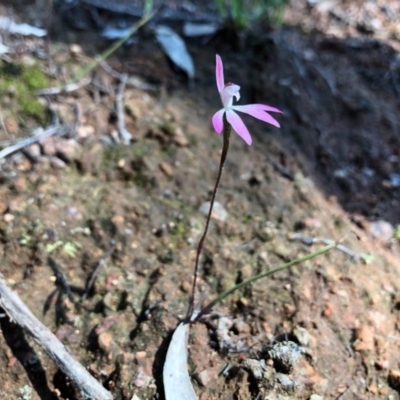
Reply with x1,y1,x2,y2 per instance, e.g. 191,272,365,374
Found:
69,44,83,56
98,332,112,351
159,161,173,177
293,326,312,347
232,318,251,334
196,369,211,386
199,201,228,222
309,395,323,400
3,213,14,223
354,325,374,351
389,369,400,390
50,156,67,169
369,220,394,243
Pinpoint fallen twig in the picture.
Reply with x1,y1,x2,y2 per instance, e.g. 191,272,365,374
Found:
0,124,66,160
288,233,359,259
100,61,157,91
0,273,113,400
116,73,132,144
0,107,9,137
36,76,91,96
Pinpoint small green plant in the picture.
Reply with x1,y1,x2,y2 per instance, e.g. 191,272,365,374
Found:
215,0,288,30
46,240,81,258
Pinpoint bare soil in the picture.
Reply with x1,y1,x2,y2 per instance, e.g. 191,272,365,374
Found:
0,0,400,399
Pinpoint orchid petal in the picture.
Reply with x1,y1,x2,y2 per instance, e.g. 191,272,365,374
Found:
216,55,224,93
212,109,225,134
232,105,281,128
226,110,252,145
236,103,282,114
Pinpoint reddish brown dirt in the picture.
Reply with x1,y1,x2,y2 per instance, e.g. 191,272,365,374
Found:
0,0,400,399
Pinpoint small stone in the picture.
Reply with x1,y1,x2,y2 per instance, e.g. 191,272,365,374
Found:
40,136,56,156
98,332,112,351
173,127,189,147
379,387,389,395
4,118,18,134
131,366,152,388
12,177,26,191
293,326,312,347
67,206,83,221
50,156,67,169
389,369,400,390
69,44,83,56
0,201,7,214
283,303,296,316
275,372,297,389
12,153,31,171
354,326,374,351
3,213,14,223
102,291,122,312
368,384,378,394
112,215,125,225
55,138,80,162
199,201,228,222
375,358,389,370
323,302,334,317
28,143,41,157
159,161,173,177
232,318,251,334
77,125,95,140
369,220,394,243
196,370,211,386
309,395,323,400
135,351,147,362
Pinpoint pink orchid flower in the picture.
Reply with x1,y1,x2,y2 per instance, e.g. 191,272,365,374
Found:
212,54,282,145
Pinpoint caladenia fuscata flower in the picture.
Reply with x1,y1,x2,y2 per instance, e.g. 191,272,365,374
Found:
212,54,282,145
188,54,282,320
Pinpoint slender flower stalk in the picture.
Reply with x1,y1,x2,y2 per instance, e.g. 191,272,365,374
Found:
188,116,231,320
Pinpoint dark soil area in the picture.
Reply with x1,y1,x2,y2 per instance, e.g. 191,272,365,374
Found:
0,0,400,399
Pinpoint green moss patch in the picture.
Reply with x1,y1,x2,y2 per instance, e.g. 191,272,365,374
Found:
0,61,49,125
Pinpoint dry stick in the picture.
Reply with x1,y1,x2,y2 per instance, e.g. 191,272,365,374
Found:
188,117,231,319
288,233,360,259
116,73,132,144
0,124,66,160
100,61,157,91
0,274,113,400
36,77,92,96
0,107,9,137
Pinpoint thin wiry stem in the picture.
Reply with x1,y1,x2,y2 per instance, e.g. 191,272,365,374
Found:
188,117,231,319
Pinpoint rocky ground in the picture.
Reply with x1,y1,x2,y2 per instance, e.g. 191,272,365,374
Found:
0,0,400,399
